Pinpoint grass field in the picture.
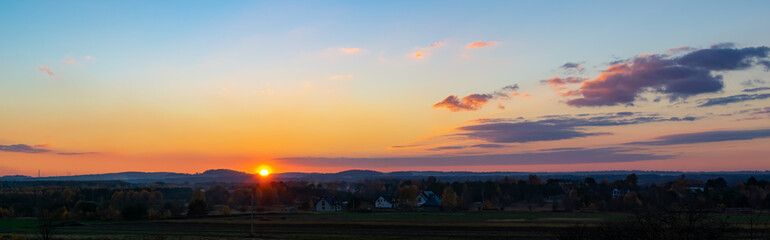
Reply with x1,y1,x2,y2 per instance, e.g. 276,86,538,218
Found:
0,211,768,239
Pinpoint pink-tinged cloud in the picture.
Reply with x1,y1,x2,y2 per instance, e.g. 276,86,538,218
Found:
338,48,360,53
84,56,94,60
37,65,54,76
541,76,587,91
565,44,770,107
433,94,493,111
666,46,695,54
466,41,500,49
411,42,444,58
434,84,519,112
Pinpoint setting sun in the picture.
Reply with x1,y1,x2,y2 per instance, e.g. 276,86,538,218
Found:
259,169,269,176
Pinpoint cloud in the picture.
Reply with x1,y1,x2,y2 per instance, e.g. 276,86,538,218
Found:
541,77,588,91
412,42,444,58
427,146,467,151
742,79,767,87
426,143,507,151
279,147,672,167
57,152,98,155
666,46,695,54
433,84,519,112
626,129,770,145
743,87,770,93
564,44,770,107
0,144,50,153
466,41,500,49
697,93,770,107
37,65,54,76
84,56,94,60
389,144,424,149
560,62,585,73
338,48,360,53
470,144,506,149
455,113,697,143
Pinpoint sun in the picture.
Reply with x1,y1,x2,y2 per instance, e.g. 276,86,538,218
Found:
259,169,269,176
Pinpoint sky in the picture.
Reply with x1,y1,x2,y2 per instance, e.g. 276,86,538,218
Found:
1,1,769,176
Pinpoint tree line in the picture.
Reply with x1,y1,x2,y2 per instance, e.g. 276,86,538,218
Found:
1,174,769,221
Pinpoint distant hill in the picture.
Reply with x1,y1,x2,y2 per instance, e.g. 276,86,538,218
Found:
3,169,770,184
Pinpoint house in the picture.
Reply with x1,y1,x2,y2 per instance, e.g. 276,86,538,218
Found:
316,196,343,212
416,191,442,207
612,187,628,199
686,187,705,193
375,194,398,209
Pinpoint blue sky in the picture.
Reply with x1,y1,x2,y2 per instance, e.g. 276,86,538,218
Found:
1,1,769,175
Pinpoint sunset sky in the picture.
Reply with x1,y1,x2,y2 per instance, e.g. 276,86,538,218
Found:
2,1,770,176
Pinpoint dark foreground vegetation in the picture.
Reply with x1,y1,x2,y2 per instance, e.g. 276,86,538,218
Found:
1,173,770,239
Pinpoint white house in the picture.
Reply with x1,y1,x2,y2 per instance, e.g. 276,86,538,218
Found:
316,196,343,212
612,188,629,199
375,195,398,209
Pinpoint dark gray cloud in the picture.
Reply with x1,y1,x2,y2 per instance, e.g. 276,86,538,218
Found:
626,129,770,145
697,93,770,107
565,44,770,107
455,113,696,143
426,144,507,151
470,144,506,148
0,144,50,153
427,146,467,151
433,84,519,111
279,147,672,167
560,62,585,73
539,147,585,152
743,87,770,93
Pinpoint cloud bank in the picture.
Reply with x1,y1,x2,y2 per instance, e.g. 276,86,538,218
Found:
455,113,697,143
626,129,770,145
564,44,770,107
280,147,671,167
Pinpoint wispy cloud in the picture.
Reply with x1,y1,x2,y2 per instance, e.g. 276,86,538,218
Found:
280,147,671,167
626,129,770,145
412,42,444,58
742,79,767,87
564,44,770,107
455,113,697,143
666,46,695,54
338,48,360,53
37,65,54,76
697,93,770,107
743,87,770,93
540,76,587,92
560,62,585,73
433,84,519,111
0,144,50,153
466,41,500,49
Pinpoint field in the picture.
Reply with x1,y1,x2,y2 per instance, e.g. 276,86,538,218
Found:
0,211,629,240
1,211,769,239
